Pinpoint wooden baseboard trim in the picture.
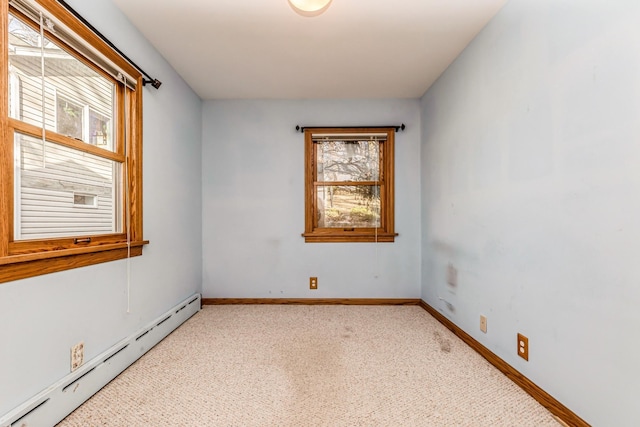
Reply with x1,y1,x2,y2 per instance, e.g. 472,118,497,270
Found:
418,300,589,427
202,298,421,306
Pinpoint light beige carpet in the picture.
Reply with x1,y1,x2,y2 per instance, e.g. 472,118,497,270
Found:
58,305,560,426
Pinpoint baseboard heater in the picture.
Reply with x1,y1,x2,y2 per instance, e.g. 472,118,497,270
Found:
0,293,201,427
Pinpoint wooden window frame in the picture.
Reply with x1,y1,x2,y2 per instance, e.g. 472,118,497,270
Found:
302,127,397,243
0,0,146,284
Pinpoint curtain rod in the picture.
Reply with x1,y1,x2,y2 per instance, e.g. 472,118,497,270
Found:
56,0,162,89
296,124,406,133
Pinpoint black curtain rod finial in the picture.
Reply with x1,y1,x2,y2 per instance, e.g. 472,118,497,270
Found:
143,79,162,89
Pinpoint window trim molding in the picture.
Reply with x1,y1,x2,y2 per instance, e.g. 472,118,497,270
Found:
0,0,146,284
302,127,397,243
0,243,146,283
1,1,12,260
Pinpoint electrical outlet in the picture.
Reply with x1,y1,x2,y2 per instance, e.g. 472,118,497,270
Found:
309,277,318,290
480,315,487,333
71,342,84,371
517,333,529,361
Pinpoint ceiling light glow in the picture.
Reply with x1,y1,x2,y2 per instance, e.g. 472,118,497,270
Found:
288,0,333,17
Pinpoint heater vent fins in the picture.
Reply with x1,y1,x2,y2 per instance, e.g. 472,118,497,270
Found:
62,367,96,392
103,345,129,363
136,329,152,341
10,399,49,427
157,315,172,327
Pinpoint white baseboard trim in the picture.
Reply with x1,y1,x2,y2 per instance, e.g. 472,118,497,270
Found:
0,293,201,427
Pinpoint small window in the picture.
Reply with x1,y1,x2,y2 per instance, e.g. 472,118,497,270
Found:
302,128,397,243
89,110,111,147
56,96,84,140
56,99,113,147
73,193,97,207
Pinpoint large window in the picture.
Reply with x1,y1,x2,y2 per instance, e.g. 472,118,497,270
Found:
303,127,396,243
1,0,145,283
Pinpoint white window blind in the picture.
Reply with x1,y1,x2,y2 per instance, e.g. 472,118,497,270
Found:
9,0,138,89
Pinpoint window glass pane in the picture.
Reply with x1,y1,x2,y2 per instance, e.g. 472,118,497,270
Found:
45,37,115,150
14,132,122,240
316,140,380,182
8,13,116,151
8,13,49,126
316,185,380,228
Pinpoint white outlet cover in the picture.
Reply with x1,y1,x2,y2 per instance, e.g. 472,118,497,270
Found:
71,342,84,371
480,315,487,333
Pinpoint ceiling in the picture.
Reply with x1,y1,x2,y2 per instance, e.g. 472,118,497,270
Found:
111,0,508,100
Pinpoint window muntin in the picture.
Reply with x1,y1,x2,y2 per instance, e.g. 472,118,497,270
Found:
1,0,145,283
303,128,396,243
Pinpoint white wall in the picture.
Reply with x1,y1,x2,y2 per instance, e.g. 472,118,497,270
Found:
202,99,421,299
420,1,640,425
0,0,203,416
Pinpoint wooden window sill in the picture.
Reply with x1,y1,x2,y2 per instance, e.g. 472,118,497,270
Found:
0,241,149,284
302,233,397,243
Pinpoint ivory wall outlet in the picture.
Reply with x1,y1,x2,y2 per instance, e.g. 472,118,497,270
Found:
71,342,84,371
517,333,529,361
480,315,487,333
